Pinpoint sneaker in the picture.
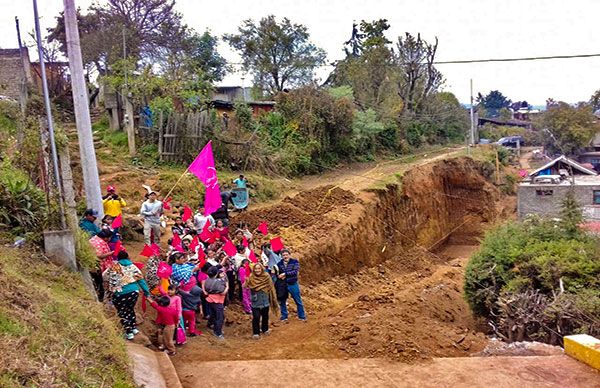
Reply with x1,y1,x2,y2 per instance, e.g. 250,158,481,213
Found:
299,318,307,323
252,334,260,340
125,333,134,340
280,318,288,323
157,345,165,351
132,328,140,335
167,351,177,356
215,334,225,340
262,330,271,336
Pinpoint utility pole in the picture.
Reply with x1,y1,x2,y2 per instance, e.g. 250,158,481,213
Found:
470,79,475,153
33,0,66,229
15,17,28,113
63,0,104,218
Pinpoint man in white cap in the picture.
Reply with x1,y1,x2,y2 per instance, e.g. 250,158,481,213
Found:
140,191,163,244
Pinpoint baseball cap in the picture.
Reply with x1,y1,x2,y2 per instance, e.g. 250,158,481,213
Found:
84,209,98,217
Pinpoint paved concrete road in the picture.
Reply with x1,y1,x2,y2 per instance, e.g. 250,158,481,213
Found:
179,356,599,388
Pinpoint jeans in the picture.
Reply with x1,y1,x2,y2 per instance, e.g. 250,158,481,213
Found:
252,306,269,335
143,221,161,245
279,282,306,320
207,302,224,336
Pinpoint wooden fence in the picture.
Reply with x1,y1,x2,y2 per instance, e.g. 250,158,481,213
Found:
154,110,213,163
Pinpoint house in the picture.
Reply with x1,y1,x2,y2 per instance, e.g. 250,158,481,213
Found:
517,155,600,220
578,133,600,170
478,117,533,130
210,86,275,118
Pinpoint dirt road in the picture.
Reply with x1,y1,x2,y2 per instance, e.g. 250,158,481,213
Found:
180,355,600,388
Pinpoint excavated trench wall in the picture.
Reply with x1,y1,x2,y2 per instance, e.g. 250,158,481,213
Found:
238,157,504,284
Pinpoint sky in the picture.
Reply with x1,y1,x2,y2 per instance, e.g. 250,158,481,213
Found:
2,0,600,105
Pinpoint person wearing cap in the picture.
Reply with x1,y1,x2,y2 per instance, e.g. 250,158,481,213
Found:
79,209,101,236
140,191,163,245
103,186,126,218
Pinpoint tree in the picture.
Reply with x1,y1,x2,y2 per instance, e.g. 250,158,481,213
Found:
224,15,326,94
476,90,511,118
395,33,443,114
590,89,600,111
541,101,598,155
559,189,583,239
48,0,187,74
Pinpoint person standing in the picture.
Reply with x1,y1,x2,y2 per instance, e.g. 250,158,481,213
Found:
140,191,163,245
89,230,114,301
79,209,101,236
244,263,277,339
277,249,306,322
233,174,247,188
103,185,126,218
202,266,228,339
193,205,214,232
103,251,150,340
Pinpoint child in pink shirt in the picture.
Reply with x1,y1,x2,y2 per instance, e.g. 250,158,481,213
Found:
238,259,252,314
148,295,179,355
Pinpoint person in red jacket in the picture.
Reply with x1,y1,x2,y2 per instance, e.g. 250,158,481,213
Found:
147,295,179,356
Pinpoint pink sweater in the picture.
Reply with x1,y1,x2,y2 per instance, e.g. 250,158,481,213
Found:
168,295,182,318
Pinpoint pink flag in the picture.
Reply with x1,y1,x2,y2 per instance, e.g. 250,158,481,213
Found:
223,239,237,257
111,214,123,228
113,240,123,257
172,233,182,247
182,205,193,222
257,222,268,235
188,141,222,216
242,236,249,248
163,197,172,210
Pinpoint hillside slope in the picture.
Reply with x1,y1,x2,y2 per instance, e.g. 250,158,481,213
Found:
0,243,134,387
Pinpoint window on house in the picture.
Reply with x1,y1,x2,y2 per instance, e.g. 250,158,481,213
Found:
593,190,600,205
536,189,553,196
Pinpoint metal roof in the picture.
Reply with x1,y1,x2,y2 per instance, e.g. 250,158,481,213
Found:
529,155,598,177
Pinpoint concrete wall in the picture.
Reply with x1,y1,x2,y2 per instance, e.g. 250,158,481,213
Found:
0,48,31,100
43,230,77,271
518,184,600,219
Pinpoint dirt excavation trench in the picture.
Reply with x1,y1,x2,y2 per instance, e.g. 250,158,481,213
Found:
171,157,516,386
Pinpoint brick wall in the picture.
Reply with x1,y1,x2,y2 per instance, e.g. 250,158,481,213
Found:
518,184,600,220
0,48,31,101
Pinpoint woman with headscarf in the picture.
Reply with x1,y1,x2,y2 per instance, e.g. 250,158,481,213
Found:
103,251,150,340
244,263,278,339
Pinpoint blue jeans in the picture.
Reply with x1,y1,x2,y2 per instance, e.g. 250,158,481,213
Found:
279,282,306,320
207,302,224,336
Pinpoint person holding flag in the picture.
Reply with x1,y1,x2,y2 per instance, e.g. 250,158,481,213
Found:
193,205,214,233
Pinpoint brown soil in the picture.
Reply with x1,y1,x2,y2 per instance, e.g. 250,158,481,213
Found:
166,156,516,380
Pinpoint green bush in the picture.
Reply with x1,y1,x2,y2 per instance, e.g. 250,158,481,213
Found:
0,162,47,235
74,229,99,270
465,218,600,342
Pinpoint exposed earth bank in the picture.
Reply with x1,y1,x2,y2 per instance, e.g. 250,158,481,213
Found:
170,157,517,383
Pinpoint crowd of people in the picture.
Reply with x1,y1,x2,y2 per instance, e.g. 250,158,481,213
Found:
80,179,306,356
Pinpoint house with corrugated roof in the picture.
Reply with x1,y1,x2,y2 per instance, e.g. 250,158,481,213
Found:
517,155,600,220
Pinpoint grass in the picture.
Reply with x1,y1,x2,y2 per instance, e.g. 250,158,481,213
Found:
0,243,135,387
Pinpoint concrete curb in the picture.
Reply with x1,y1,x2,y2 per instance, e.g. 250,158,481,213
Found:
127,343,183,388
564,334,600,371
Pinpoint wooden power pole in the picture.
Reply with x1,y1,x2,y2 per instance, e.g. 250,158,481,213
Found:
63,0,104,218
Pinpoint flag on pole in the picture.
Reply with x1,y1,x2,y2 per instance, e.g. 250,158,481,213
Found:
249,250,258,263
188,141,222,216
111,214,123,228
182,205,193,222
242,236,249,248
163,197,172,210
200,222,213,242
257,222,268,235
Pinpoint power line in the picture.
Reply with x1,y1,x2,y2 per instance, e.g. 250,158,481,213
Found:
433,53,600,65
225,52,600,69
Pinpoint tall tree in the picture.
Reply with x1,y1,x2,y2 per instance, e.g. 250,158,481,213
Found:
541,101,598,155
395,32,443,114
224,15,326,94
476,90,512,118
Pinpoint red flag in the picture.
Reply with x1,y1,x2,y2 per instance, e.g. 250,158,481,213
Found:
199,223,212,242
197,246,206,260
151,243,161,256
189,236,200,252
140,244,154,257
270,237,284,252
141,296,147,313
257,222,268,235
133,261,145,270
172,233,181,247
113,240,123,257
249,250,258,263
188,141,222,216
242,236,249,247
111,214,123,228
182,205,193,222
223,239,237,256
163,197,172,210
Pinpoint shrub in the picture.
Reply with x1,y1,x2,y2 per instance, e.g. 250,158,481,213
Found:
74,229,98,270
0,162,47,236
464,218,600,343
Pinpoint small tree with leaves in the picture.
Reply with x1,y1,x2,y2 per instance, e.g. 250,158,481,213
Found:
559,189,583,239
